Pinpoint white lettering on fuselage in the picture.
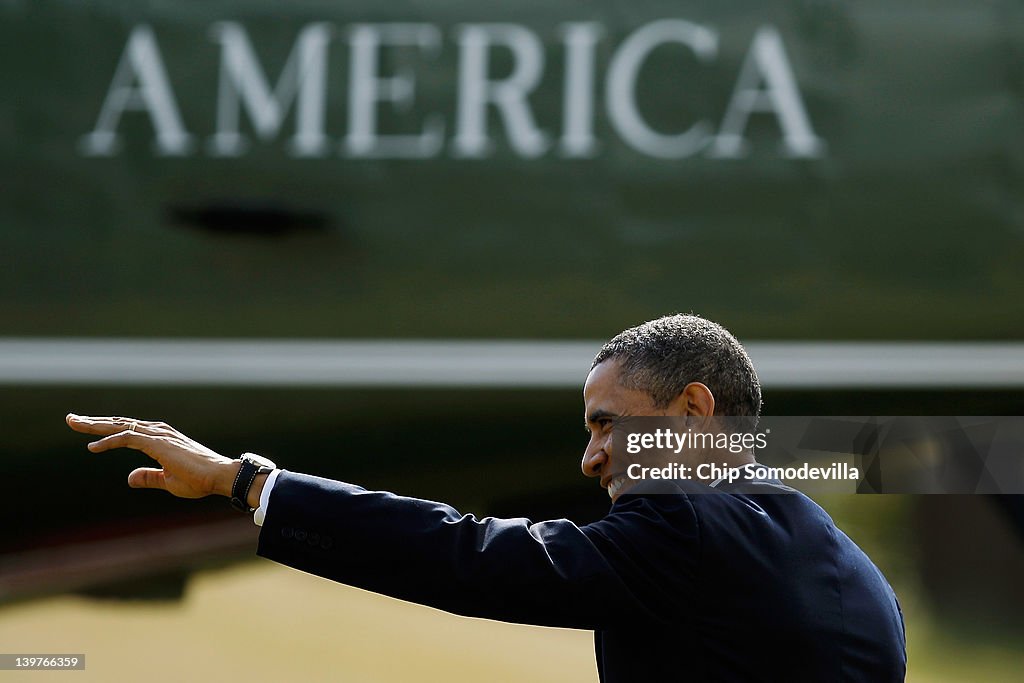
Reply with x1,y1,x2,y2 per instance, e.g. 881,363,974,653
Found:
80,20,825,160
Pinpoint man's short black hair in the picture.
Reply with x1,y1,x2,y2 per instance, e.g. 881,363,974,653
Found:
592,314,762,419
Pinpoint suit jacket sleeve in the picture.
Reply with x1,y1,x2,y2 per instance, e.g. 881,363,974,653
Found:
257,470,700,630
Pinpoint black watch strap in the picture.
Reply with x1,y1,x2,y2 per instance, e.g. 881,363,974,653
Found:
230,458,261,513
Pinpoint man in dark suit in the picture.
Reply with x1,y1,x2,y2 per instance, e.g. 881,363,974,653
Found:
68,314,906,682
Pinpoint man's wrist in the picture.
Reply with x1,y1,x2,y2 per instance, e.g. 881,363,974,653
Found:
217,457,273,510
217,460,242,498
247,472,270,510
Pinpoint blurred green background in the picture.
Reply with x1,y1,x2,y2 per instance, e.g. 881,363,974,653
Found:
3,1,1024,680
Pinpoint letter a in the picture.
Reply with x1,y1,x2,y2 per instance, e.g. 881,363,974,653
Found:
79,25,192,156
710,26,824,158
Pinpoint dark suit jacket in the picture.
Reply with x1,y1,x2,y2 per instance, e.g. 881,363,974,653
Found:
258,471,906,682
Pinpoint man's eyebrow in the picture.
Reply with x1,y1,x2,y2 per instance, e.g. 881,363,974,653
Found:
585,409,617,427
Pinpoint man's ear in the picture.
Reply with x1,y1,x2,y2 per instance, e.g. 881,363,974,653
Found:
667,382,715,417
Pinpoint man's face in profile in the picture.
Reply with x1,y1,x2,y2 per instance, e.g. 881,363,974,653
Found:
582,359,666,501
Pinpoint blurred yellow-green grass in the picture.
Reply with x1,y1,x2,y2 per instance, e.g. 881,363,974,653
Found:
0,562,595,683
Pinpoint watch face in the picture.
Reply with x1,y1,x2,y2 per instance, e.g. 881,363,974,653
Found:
243,452,277,469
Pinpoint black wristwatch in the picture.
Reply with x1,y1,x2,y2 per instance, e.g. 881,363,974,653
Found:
230,453,277,513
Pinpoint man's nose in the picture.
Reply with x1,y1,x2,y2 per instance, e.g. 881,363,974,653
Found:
581,442,608,478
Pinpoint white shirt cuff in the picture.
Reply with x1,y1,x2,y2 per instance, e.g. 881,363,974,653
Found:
253,469,281,527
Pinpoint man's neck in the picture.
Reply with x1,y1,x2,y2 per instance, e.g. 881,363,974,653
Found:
700,449,757,469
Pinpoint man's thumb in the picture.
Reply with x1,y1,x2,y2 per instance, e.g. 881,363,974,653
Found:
128,467,167,490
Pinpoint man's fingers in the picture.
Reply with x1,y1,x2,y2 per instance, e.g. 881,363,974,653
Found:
67,413,137,435
87,430,160,460
67,414,170,437
128,467,167,490
66,413,109,435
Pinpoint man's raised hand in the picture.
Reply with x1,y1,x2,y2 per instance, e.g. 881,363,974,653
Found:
66,414,238,499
